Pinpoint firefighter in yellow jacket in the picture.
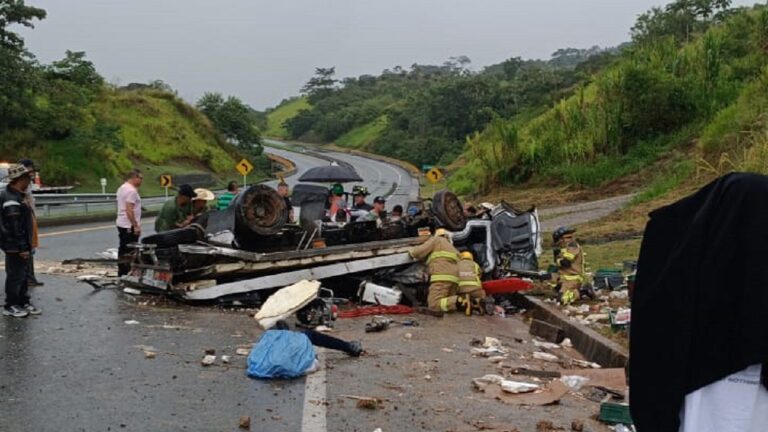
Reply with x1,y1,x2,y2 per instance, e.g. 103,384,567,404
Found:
457,251,490,315
409,228,469,313
552,226,584,305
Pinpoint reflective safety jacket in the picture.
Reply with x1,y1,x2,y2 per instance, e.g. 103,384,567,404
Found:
556,241,584,283
409,236,459,284
458,258,482,289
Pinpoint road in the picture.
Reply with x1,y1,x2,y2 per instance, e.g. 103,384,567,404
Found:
1,144,421,431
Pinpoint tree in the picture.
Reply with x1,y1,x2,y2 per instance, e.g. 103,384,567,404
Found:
631,0,733,44
197,92,263,155
301,67,337,103
45,50,103,89
0,0,46,52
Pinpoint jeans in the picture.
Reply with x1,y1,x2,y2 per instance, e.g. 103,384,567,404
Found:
117,227,140,276
27,250,38,283
5,253,30,308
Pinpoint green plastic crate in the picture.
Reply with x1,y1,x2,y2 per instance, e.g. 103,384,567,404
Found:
599,402,633,425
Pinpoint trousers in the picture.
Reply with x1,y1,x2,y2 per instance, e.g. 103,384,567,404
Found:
117,227,140,276
427,281,459,312
5,253,30,308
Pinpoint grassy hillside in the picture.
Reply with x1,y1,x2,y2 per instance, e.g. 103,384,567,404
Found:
35,89,254,195
335,115,388,148
451,4,768,197
265,97,311,138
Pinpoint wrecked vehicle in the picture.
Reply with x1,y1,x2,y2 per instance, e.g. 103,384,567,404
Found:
121,183,542,305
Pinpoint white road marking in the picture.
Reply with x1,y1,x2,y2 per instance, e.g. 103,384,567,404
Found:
39,219,153,238
301,349,328,432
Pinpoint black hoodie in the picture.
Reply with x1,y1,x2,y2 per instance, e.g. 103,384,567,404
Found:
630,173,768,431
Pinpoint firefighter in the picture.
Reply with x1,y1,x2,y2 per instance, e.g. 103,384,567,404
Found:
552,226,585,305
457,251,488,314
408,228,470,314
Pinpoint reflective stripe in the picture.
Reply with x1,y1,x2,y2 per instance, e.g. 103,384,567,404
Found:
561,250,576,260
562,274,583,282
458,280,481,287
2,200,20,208
427,251,459,264
430,274,459,284
439,297,451,312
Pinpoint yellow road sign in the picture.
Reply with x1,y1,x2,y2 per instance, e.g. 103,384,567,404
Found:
425,167,443,184
160,175,172,187
236,158,254,176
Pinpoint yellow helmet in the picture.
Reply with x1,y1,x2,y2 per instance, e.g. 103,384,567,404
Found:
434,228,448,237
460,251,473,260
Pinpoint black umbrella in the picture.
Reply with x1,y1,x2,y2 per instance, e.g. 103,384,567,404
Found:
298,164,363,183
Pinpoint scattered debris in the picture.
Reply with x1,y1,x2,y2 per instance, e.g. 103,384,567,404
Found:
238,416,251,430
561,338,573,348
123,287,141,295
201,355,216,366
585,314,610,323
471,347,507,357
482,337,502,348
472,374,506,388
559,375,590,391
314,325,333,333
404,333,413,340
124,320,140,325
204,348,216,355
599,401,632,425
570,359,602,369
570,420,584,431
529,319,565,343
424,374,432,381
533,340,562,350
441,348,454,353
236,348,250,356
143,350,156,359
365,316,392,333
488,356,506,363
222,355,232,364
509,367,561,379
536,420,565,431
341,395,383,410
532,352,559,362
500,380,540,394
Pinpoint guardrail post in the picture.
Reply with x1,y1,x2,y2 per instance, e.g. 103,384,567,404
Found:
44,205,50,217
84,203,89,215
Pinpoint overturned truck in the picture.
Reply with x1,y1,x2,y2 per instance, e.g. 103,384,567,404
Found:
122,184,542,305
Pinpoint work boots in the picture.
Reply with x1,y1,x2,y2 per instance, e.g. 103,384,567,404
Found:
456,294,472,316
473,297,496,316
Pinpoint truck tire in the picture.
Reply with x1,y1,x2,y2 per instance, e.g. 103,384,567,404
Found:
234,185,288,236
142,224,205,248
432,190,466,231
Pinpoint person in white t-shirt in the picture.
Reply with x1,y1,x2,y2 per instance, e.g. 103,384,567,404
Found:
115,169,143,276
679,364,768,432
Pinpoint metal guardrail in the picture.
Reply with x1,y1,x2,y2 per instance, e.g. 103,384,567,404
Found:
33,193,117,205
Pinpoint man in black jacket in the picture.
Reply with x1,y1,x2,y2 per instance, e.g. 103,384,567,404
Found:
0,164,40,318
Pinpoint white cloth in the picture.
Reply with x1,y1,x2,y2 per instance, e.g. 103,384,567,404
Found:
679,364,768,432
116,182,141,228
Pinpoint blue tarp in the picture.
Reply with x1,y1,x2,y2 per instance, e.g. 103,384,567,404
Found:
246,330,317,379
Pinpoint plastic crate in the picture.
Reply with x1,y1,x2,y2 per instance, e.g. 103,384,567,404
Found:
599,402,633,424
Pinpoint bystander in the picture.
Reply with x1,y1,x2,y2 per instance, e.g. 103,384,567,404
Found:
116,169,143,276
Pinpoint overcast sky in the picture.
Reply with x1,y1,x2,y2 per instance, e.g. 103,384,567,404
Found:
19,0,756,110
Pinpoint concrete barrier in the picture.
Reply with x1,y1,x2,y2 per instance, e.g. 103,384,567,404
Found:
265,152,297,179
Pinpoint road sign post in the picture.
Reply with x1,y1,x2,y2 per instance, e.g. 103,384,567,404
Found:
100,178,107,194
160,175,173,200
236,158,254,188
425,167,443,197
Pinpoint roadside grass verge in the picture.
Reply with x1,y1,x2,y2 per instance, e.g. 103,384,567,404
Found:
265,97,311,138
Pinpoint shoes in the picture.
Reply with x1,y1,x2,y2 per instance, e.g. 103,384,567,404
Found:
23,303,42,315
456,294,472,316
348,341,364,357
28,279,44,287
3,305,29,318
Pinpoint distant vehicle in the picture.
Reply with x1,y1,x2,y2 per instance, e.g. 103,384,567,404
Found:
0,161,74,194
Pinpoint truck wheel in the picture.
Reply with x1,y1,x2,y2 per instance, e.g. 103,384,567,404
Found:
432,190,466,231
142,224,205,248
234,185,288,236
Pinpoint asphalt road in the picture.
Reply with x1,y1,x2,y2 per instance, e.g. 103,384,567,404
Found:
2,145,421,431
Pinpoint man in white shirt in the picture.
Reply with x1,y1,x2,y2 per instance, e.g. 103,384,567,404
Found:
116,169,143,276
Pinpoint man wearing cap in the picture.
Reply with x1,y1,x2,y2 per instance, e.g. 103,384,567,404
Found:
19,159,43,287
0,164,41,317
326,183,348,222
154,184,195,233
361,196,387,223
116,169,143,276
276,181,294,223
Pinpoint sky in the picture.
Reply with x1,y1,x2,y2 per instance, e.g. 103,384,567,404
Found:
18,0,757,110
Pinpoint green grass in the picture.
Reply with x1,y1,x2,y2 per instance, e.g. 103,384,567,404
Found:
335,116,388,148
265,97,311,138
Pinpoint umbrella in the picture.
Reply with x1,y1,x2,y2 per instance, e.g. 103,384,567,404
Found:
298,164,363,183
